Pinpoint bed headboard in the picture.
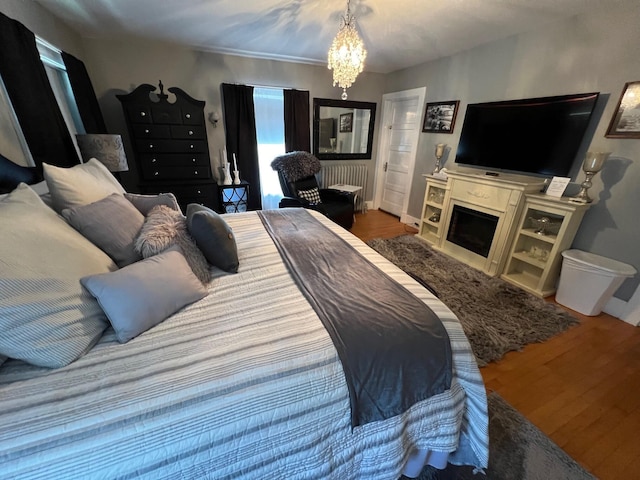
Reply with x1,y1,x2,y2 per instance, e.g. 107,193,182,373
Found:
0,153,42,193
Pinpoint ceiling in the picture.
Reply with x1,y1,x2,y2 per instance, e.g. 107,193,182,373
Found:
36,0,620,74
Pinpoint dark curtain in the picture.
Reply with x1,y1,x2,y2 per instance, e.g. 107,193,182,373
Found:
62,51,107,134
221,83,261,210
283,89,310,153
0,13,79,172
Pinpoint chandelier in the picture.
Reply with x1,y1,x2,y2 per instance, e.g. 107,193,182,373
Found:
327,0,367,100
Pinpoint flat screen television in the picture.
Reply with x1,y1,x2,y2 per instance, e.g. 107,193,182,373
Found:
455,92,600,177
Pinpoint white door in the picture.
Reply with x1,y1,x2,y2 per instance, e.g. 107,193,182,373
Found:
374,88,426,220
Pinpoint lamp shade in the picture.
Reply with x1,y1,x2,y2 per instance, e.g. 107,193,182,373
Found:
76,134,129,172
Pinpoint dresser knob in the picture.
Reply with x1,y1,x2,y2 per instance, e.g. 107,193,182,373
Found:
140,112,146,117
189,144,194,149
197,190,201,194
152,158,157,163
149,144,154,149
194,170,199,175
189,130,194,135
185,113,191,119
154,171,159,176
145,129,149,133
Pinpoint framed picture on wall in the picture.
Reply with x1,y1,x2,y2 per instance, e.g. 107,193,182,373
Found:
339,112,353,133
422,100,460,133
606,81,640,138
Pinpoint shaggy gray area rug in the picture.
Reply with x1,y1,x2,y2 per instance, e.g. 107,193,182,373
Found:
408,392,596,480
367,235,579,366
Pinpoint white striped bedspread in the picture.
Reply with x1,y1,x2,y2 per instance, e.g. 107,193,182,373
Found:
0,210,488,480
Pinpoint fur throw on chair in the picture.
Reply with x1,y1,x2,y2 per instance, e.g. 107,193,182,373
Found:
270,151,321,182
135,205,211,284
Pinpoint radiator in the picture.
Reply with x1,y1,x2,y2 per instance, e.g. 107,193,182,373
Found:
319,164,368,213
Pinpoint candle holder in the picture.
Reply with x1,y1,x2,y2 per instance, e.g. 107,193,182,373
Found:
223,162,232,185
233,170,241,185
433,143,446,174
570,151,610,204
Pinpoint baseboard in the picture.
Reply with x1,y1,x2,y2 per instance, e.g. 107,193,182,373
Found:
604,296,640,326
402,213,420,228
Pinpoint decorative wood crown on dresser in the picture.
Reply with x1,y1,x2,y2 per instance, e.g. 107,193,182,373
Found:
117,81,216,211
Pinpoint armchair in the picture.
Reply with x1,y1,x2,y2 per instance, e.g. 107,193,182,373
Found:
271,152,355,230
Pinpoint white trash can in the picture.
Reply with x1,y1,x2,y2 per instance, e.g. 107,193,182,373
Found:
556,249,637,316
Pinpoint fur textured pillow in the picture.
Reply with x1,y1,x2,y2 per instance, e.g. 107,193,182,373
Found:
270,151,321,182
134,205,211,284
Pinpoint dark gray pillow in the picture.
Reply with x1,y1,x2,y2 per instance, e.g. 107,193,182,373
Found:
81,246,208,343
186,204,239,273
62,193,144,267
124,192,181,216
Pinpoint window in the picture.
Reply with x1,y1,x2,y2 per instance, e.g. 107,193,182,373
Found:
36,37,85,158
253,87,285,210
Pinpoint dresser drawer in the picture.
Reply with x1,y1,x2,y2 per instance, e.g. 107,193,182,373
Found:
140,164,212,181
133,124,171,138
170,125,205,139
138,153,210,168
180,107,204,126
139,183,216,211
125,105,152,124
135,139,208,153
151,105,182,124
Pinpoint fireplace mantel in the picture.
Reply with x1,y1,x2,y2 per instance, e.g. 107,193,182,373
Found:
417,170,589,296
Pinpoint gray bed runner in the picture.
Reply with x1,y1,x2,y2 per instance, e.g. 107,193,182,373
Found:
258,209,452,427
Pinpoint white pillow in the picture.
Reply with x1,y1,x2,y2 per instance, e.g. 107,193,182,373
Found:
43,158,125,213
0,184,117,368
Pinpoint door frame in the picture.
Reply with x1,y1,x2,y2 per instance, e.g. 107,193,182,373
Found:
372,87,426,223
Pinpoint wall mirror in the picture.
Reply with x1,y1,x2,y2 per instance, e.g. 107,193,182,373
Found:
313,98,376,160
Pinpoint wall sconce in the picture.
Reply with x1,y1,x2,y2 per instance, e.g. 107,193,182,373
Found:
208,111,220,127
76,134,129,173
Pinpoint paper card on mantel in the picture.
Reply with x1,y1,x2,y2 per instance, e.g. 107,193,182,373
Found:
545,176,571,197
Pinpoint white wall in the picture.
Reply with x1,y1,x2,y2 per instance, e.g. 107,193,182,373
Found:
384,3,640,302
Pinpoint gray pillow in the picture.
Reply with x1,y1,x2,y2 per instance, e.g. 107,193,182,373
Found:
62,193,145,267
0,184,115,368
43,158,125,213
135,205,211,283
124,192,181,216
81,246,208,343
186,203,239,273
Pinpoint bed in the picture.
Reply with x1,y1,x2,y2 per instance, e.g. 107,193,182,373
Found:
0,159,488,479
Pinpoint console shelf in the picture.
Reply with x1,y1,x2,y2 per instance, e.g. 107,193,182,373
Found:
500,194,590,297
417,175,448,246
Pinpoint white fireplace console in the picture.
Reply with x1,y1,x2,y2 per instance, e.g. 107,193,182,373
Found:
417,170,590,297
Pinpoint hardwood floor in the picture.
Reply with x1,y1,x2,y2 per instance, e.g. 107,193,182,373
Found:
353,209,640,480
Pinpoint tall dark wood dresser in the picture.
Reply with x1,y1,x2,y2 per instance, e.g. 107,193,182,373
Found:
117,81,216,211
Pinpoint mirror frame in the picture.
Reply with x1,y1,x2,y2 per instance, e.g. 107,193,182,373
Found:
313,98,377,160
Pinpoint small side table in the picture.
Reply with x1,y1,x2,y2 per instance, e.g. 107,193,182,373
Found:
328,183,363,216
218,181,249,213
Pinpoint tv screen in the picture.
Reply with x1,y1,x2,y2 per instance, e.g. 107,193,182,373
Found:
455,92,599,177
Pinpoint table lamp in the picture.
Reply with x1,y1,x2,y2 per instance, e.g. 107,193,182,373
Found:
570,151,610,204
76,134,129,174
433,143,446,174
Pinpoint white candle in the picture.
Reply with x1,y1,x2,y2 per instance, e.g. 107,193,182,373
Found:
435,143,446,158
233,153,238,172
